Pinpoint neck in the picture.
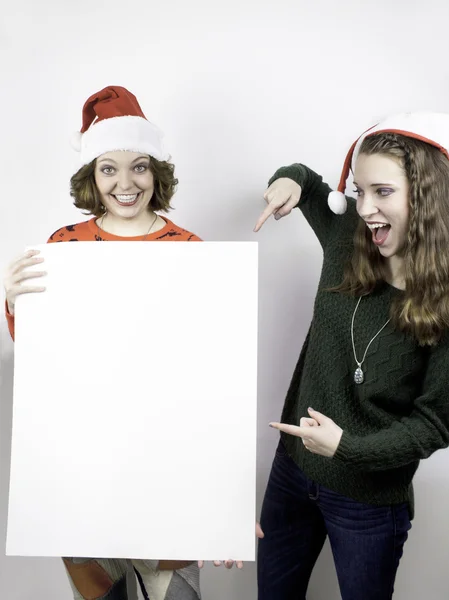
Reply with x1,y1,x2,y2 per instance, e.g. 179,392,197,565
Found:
383,256,406,290
99,210,158,237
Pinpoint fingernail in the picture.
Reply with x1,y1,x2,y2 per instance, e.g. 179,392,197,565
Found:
308,407,315,411
269,423,273,427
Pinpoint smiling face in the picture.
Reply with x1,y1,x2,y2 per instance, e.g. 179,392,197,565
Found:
353,153,410,260
94,151,155,220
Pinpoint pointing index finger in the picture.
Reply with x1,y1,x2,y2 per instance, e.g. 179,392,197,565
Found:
269,422,310,439
254,202,279,232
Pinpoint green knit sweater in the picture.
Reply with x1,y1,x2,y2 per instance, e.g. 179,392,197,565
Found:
270,163,449,518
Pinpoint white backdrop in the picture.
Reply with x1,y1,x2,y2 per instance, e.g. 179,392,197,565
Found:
1,0,449,598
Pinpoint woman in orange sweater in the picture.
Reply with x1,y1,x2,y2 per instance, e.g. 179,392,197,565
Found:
3,85,237,600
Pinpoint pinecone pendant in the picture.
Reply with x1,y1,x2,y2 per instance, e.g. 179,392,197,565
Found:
354,367,364,384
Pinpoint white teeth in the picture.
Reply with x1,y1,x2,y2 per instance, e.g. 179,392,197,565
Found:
367,222,389,230
115,194,138,203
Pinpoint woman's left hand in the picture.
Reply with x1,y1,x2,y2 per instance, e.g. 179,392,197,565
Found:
269,408,343,458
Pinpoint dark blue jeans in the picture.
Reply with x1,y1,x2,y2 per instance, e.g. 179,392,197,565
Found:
258,441,411,600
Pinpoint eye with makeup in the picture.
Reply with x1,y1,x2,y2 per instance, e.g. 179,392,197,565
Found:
100,166,115,175
352,187,394,197
376,188,394,197
134,164,149,173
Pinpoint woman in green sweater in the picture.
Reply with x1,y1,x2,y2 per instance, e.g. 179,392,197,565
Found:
254,113,449,600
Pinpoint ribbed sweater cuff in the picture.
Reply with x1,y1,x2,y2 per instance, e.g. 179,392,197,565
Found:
333,430,358,465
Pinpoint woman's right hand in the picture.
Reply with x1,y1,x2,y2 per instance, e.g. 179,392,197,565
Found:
3,250,46,315
254,177,302,232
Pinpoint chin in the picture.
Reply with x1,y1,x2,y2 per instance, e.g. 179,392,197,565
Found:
107,204,144,218
378,245,403,260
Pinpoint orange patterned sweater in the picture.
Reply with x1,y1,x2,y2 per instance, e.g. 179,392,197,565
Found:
6,216,201,340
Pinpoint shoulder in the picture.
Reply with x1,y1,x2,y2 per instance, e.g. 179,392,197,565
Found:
155,218,202,241
47,219,96,243
326,199,359,250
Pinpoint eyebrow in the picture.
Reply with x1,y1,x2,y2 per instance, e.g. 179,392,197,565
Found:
353,181,396,187
131,155,150,163
97,155,149,164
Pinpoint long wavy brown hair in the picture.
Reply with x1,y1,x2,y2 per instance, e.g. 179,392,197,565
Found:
333,133,449,346
70,155,178,217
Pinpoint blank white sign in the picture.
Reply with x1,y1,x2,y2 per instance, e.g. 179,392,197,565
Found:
7,241,258,561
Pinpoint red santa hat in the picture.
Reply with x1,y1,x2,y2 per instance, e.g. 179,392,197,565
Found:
328,111,449,214
71,86,169,165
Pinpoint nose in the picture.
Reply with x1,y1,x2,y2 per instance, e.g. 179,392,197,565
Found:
116,171,133,192
357,192,379,220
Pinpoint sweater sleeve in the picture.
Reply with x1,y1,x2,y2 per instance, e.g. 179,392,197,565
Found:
5,301,15,341
333,337,449,471
268,163,344,249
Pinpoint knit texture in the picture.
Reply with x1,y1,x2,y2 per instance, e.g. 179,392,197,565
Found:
269,164,449,518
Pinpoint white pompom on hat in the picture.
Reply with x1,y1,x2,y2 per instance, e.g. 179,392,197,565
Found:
71,85,169,165
328,111,449,214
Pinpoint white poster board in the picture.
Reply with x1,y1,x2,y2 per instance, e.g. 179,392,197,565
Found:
6,241,258,561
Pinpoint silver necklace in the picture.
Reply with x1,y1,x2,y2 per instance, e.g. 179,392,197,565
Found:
351,296,391,384
96,212,158,241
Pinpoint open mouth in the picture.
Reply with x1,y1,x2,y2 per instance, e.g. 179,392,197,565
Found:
112,192,142,207
367,222,391,246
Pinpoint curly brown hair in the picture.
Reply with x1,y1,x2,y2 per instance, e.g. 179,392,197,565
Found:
70,156,178,217
333,133,449,346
